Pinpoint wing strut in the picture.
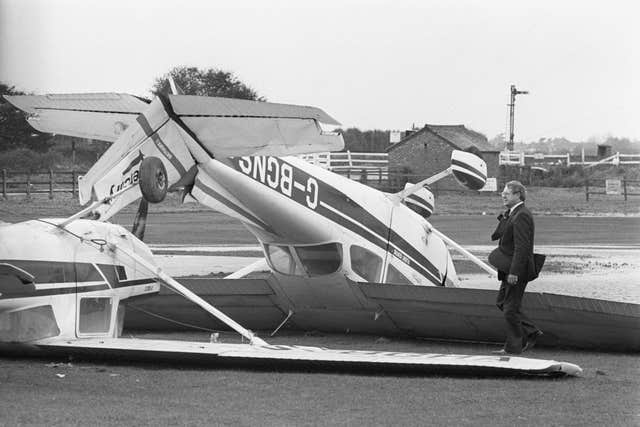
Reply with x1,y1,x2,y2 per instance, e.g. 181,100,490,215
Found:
106,241,268,346
427,225,498,277
56,197,268,346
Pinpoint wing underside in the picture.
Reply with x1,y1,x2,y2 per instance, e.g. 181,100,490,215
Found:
3,93,343,154
4,93,149,142
28,337,581,377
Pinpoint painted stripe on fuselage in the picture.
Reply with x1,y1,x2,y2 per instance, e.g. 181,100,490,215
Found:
194,176,275,234
319,200,440,284
159,95,215,158
278,159,442,285
0,259,157,300
229,157,442,285
0,284,111,300
136,115,188,176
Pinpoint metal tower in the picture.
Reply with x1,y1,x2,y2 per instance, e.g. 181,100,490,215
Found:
508,84,529,151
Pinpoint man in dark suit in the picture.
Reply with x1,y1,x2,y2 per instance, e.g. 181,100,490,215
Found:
490,181,542,355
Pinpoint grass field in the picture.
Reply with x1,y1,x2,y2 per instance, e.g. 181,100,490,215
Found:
1,186,639,223
1,333,638,426
1,186,638,426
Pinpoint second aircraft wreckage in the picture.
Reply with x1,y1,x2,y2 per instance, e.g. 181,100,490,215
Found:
1,87,636,375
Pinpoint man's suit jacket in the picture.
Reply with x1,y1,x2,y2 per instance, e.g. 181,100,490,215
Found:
490,204,537,283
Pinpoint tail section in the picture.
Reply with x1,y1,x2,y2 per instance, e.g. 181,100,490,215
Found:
7,89,344,220
79,97,202,220
3,93,148,142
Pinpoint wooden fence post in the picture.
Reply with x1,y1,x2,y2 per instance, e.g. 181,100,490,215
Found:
623,179,627,201
585,179,589,201
2,169,6,199
72,171,77,197
26,172,31,198
49,169,54,199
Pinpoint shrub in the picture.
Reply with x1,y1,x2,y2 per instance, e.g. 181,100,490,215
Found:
0,148,65,172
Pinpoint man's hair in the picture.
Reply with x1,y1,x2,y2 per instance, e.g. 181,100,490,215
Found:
506,180,526,201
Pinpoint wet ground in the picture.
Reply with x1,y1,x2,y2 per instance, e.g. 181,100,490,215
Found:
131,212,640,304
2,213,638,426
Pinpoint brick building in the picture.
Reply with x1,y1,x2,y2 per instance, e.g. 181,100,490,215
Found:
386,124,499,191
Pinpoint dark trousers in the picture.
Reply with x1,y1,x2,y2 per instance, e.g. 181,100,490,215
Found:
496,280,539,353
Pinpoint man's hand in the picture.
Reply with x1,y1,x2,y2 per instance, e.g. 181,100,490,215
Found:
507,274,518,285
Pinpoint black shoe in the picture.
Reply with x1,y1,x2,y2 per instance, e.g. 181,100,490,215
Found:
523,331,543,352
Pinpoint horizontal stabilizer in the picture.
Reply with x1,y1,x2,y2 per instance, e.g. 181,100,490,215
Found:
3,93,148,142
168,95,340,125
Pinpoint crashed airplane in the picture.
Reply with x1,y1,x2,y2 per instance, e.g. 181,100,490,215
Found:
0,87,635,375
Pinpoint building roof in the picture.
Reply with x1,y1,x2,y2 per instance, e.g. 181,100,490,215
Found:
386,124,499,152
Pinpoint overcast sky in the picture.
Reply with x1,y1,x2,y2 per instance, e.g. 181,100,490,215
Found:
1,0,638,142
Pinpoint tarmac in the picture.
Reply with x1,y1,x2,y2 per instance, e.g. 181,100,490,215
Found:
150,243,640,304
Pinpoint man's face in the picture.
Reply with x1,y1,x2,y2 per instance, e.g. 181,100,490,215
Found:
501,185,521,208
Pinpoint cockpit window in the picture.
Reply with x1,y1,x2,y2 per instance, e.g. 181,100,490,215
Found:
295,243,342,276
385,263,412,285
350,246,382,282
265,245,304,276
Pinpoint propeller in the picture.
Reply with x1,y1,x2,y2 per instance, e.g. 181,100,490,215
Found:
131,199,149,240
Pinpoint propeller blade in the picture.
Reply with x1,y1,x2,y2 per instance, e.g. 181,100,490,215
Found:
132,199,149,240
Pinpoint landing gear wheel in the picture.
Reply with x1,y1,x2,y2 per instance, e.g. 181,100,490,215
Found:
139,157,168,203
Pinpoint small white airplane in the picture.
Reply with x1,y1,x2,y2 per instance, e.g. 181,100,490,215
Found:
4,89,493,289
0,88,583,376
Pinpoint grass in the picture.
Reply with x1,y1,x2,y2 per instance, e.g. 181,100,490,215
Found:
1,186,639,223
1,333,638,426
434,187,640,216
1,185,638,425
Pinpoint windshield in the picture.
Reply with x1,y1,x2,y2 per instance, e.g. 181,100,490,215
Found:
265,245,304,276
385,263,412,285
295,243,342,276
350,245,382,282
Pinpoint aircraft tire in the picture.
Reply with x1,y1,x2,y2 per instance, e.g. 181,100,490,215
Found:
139,157,168,203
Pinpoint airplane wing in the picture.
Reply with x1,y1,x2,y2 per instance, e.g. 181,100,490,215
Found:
4,93,344,156
163,94,343,157
21,336,581,377
125,276,640,352
3,93,149,142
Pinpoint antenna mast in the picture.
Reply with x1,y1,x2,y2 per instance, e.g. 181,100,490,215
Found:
507,84,529,151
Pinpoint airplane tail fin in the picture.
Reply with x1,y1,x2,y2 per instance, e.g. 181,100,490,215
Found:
79,97,200,220
168,77,185,95
8,90,344,220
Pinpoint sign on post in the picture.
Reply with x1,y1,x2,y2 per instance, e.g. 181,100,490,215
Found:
605,179,621,195
479,177,497,192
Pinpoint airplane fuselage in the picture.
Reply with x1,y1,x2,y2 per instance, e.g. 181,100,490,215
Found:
0,220,160,341
191,155,458,287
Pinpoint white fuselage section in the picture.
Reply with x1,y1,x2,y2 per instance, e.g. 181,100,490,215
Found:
0,220,160,342
190,155,458,287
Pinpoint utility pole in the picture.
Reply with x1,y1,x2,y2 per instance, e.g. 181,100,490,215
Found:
507,84,529,151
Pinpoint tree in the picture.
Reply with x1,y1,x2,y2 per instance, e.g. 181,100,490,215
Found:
339,128,391,152
0,82,54,152
151,66,264,100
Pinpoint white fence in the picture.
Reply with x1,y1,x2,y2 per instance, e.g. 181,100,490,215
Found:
499,151,640,168
299,151,388,171
298,151,391,185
